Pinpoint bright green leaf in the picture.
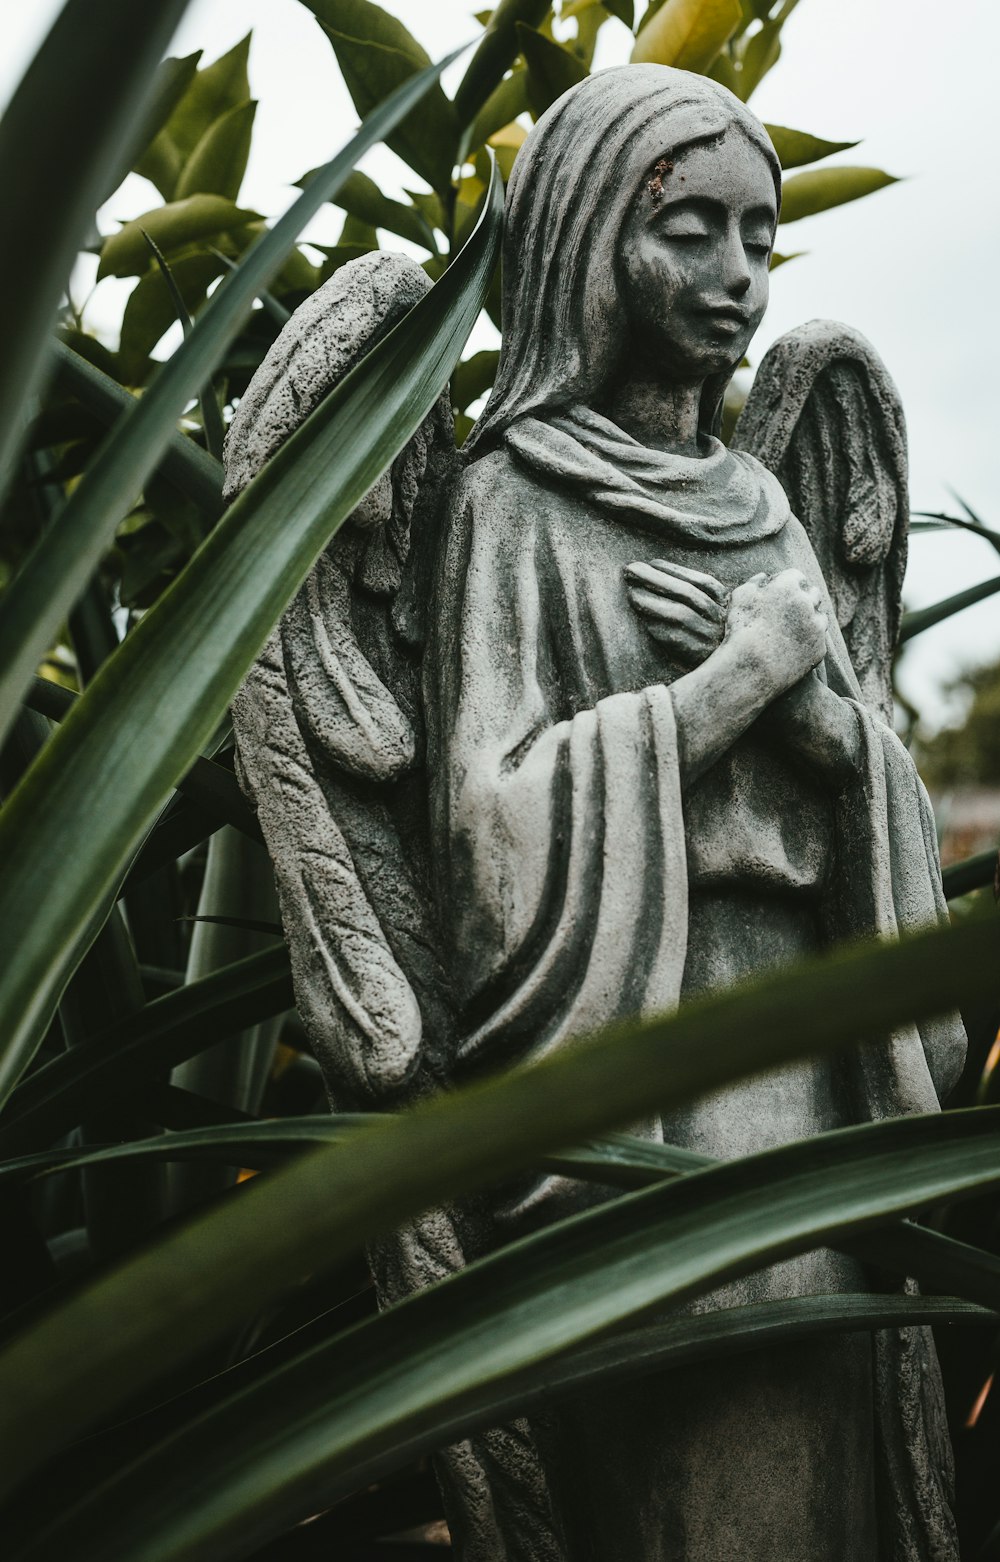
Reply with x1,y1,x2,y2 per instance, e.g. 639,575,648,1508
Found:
763,123,858,170
304,0,460,192
516,23,588,116
175,99,257,202
300,167,435,248
117,254,226,385
733,16,780,98
631,0,741,69
98,196,260,280
115,50,202,197
459,66,530,161
779,165,899,223
453,0,551,126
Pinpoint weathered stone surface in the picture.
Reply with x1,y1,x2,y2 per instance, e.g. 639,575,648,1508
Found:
229,64,965,1562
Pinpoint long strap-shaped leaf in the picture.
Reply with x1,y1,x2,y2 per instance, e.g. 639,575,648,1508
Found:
0,44,467,747
12,1107,1000,1562
0,157,502,1104
0,912,994,1501
6,1112,1000,1311
51,340,223,518
0,0,195,500
0,948,294,1157
900,572,1000,641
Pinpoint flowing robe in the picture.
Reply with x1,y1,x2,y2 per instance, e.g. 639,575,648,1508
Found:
424,408,965,1561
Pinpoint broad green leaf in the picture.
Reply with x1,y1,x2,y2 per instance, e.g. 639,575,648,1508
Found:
305,0,460,192
112,50,202,198
460,66,530,160
0,909,995,1500
175,99,258,202
117,254,225,384
302,167,436,249
452,347,501,411
769,249,803,270
763,123,858,169
631,0,741,69
731,14,782,98
0,0,196,503
170,34,251,156
9,1103,1000,1554
516,23,588,116
98,195,261,280
488,122,527,181
453,0,551,125
0,49,465,765
779,165,899,224
899,574,1000,642
0,151,501,1103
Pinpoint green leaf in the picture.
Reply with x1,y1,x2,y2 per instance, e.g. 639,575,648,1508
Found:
141,35,253,199
453,0,551,125
113,50,202,198
0,0,197,504
98,196,261,280
0,49,464,767
731,15,781,97
175,99,257,202
303,167,436,249
0,152,501,1105
631,0,742,69
769,249,803,270
304,0,460,192
50,341,222,516
9,1102,1000,1553
0,948,293,1159
117,253,225,384
0,909,995,1501
460,66,530,160
899,574,1000,642
763,123,858,170
452,348,501,412
779,165,899,224
942,849,999,901
516,23,588,116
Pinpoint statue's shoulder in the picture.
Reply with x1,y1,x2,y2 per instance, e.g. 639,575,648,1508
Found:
451,444,544,529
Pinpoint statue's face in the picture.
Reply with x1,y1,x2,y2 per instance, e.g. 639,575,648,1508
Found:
618,127,777,381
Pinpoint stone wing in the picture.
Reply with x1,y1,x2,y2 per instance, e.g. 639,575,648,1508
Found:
733,319,908,723
226,252,457,1107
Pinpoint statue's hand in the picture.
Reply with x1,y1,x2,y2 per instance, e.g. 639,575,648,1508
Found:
625,558,728,666
726,569,829,699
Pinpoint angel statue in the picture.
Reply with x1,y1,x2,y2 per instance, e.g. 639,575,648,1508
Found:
227,64,966,1562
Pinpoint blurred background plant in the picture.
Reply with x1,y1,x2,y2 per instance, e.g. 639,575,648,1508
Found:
0,2,998,1558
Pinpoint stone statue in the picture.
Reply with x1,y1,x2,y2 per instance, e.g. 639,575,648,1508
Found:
226,64,966,1562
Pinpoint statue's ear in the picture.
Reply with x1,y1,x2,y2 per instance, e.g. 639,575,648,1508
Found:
733,320,908,724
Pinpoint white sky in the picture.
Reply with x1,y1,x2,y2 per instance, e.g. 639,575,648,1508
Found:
3,0,998,729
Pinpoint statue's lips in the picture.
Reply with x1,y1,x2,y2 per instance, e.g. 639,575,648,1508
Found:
695,304,750,330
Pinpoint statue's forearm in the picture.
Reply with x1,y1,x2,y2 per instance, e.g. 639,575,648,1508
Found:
669,637,777,788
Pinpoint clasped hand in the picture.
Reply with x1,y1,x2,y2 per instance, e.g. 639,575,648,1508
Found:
625,558,829,699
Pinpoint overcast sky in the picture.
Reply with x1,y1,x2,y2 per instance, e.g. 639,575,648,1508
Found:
4,0,998,728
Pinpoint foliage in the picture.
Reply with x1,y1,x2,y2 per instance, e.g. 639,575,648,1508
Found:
0,2,998,1557
915,658,1000,791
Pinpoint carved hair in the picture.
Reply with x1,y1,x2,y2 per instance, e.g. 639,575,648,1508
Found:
467,65,781,454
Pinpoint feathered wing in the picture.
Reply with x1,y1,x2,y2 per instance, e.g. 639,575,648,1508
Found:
226,252,458,1108
733,319,908,722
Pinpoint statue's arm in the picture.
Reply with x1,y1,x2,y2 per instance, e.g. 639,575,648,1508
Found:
669,569,830,788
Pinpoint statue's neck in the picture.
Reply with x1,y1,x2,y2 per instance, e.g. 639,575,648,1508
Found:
599,375,707,458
